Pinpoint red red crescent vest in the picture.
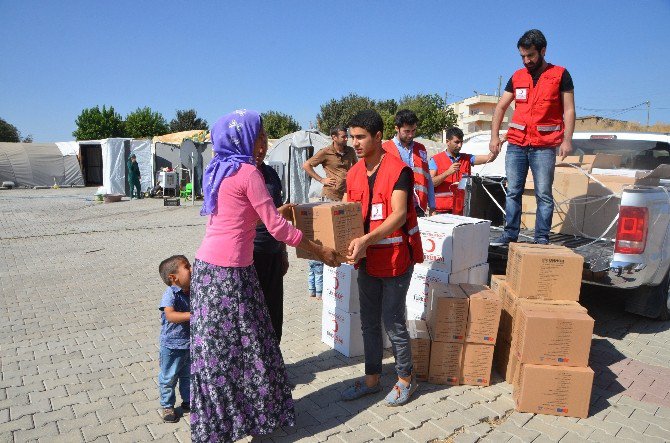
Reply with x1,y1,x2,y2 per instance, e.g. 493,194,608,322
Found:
382,140,430,212
346,153,424,277
432,151,472,213
507,64,566,148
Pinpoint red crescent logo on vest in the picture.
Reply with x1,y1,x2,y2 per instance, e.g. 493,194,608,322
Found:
426,239,436,252
333,319,339,333
334,277,339,290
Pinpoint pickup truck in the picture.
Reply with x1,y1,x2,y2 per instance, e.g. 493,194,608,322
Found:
460,131,670,319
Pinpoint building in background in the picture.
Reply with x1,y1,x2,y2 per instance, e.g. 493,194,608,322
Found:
448,94,514,137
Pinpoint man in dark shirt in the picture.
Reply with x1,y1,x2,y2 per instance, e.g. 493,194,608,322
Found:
253,145,291,343
490,29,575,246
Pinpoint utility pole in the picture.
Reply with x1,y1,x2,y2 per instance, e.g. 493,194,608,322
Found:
646,101,650,128
497,76,502,98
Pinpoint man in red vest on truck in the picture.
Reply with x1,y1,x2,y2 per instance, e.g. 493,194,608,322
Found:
489,29,575,246
430,126,496,214
382,110,434,217
340,110,423,406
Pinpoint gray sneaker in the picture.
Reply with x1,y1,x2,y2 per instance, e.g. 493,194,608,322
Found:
385,375,418,407
490,235,513,247
341,379,382,401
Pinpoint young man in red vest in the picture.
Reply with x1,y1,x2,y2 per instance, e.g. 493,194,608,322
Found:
340,110,423,406
489,29,575,246
382,110,434,217
430,127,496,214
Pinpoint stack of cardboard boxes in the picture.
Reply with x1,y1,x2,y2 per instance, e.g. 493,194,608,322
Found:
418,282,501,386
406,214,491,321
321,264,391,357
492,243,595,418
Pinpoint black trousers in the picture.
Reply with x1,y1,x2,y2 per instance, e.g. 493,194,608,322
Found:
253,251,285,343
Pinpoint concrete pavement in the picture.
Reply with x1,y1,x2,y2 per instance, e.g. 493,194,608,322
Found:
2,187,670,442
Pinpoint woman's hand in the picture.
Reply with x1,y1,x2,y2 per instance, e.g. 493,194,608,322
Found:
316,245,343,268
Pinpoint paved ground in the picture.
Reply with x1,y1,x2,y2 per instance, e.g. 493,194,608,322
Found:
2,187,670,442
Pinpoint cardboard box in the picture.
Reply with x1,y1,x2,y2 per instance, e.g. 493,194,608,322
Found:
505,293,586,343
506,245,584,301
514,364,594,418
408,320,431,382
460,343,495,386
426,282,468,343
294,202,363,260
522,167,589,235
498,281,516,343
428,341,463,385
467,262,490,285
405,265,468,321
460,284,502,344
322,264,359,313
418,214,490,274
321,305,363,357
490,274,506,295
512,305,594,367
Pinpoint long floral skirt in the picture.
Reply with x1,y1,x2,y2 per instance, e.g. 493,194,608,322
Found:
190,259,295,443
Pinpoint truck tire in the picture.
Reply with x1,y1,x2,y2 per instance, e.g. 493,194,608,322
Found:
625,272,670,320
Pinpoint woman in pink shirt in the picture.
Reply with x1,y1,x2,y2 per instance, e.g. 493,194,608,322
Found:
190,110,340,443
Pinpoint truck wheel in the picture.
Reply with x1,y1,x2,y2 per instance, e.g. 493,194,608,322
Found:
624,272,670,320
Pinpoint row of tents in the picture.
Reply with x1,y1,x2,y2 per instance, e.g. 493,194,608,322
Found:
0,129,502,203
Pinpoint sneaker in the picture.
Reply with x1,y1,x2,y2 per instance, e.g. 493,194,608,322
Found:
180,402,190,412
534,239,550,245
309,292,316,298
341,379,382,401
162,407,178,423
316,293,322,300
385,375,418,407
490,235,513,247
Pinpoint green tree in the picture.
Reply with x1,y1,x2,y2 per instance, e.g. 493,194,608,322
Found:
124,107,169,139
169,109,209,132
0,117,21,142
261,111,301,139
316,93,379,134
72,105,125,140
397,93,457,139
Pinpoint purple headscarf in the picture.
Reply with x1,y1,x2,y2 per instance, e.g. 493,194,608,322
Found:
201,109,262,216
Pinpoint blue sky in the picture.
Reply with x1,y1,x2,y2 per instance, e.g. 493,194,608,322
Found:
1,0,669,142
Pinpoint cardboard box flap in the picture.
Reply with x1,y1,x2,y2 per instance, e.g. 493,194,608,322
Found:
590,153,622,170
635,164,670,185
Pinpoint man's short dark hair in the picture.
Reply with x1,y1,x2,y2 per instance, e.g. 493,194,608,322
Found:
349,110,384,137
159,255,189,286
330,125,347,137
445,127,464,141
394,109,419,128
517,29,547,51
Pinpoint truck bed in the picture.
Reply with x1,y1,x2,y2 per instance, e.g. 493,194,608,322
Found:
487,227,614,278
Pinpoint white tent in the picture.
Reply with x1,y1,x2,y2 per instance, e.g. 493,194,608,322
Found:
264,130,332,204
462,131,508,177
0,142,84,188
62,138,152,194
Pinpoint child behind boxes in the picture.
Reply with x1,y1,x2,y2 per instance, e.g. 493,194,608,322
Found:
157,255,192,423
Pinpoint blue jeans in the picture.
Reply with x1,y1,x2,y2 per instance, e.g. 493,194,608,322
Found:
158,346,190,408
358,260,414,378
308,260,324,295
504,144,557,243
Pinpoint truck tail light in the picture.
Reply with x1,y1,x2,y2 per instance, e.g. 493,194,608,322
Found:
615,206,648,254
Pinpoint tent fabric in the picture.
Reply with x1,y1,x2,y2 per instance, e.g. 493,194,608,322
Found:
265,130,331,204
152,130,210,145
55,141,80,156
0,143,84,187
100,139,127,195
130,140,152,193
